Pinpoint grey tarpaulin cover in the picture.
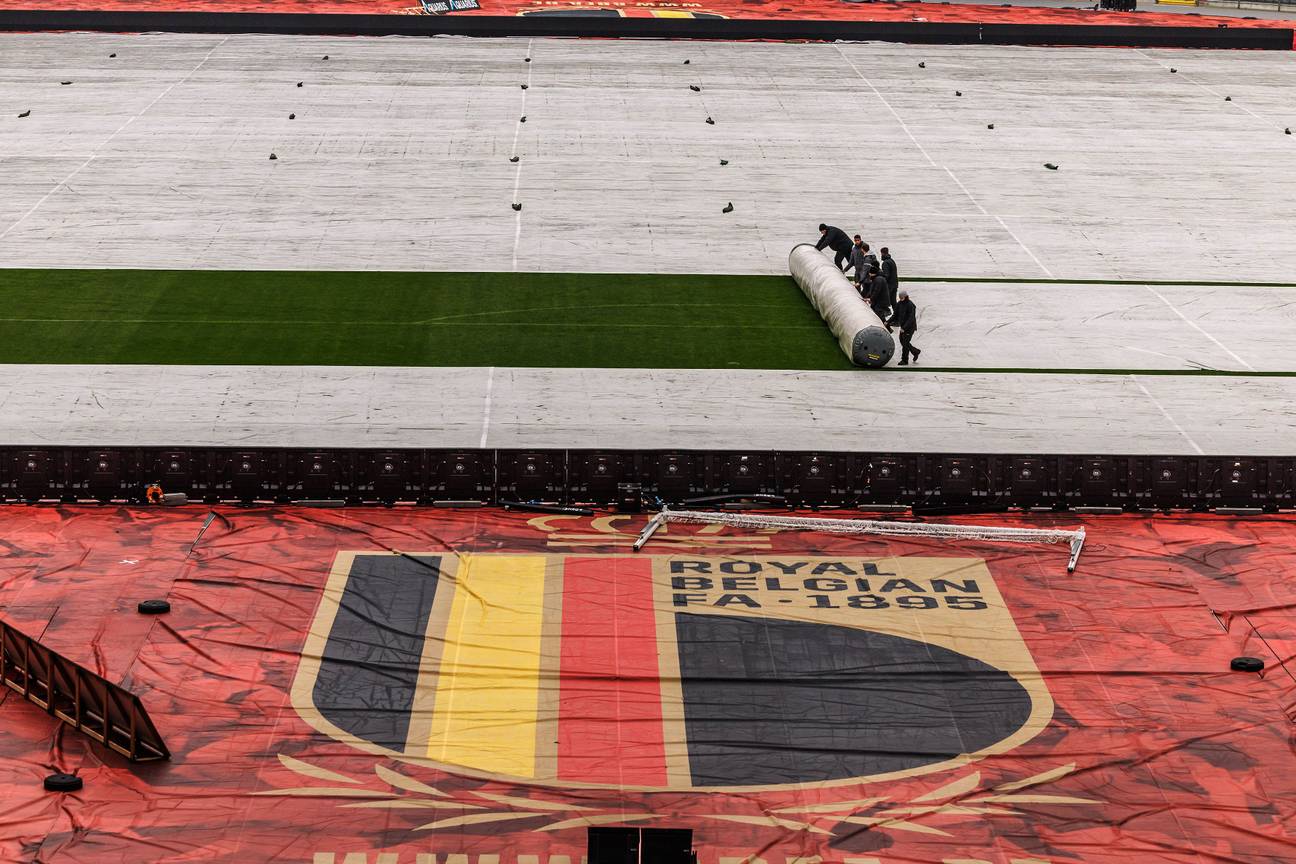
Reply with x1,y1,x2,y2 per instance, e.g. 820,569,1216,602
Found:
789,243,895,367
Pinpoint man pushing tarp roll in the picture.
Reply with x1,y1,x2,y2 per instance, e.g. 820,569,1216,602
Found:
789,243,895,368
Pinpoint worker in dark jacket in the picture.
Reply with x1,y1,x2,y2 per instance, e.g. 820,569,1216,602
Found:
848,237,869,287
851,236,878,279
866,266,891,319
880,247,899,309
858,239,879,273
887,289,921,366
816,224,853,271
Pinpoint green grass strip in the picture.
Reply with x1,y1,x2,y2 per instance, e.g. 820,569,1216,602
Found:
0,268,1287,372
0,269,854,370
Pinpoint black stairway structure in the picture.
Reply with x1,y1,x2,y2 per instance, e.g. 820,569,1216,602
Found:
0,620,170,763
1,448,1291,511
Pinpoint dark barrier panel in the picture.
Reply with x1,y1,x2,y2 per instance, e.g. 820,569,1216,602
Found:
0,10,1289,49
0,447,1291,511
0,619,170,762
978,22,1290,48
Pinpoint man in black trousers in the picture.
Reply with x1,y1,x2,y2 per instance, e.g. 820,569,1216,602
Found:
816,223,854,271
880,247,899,309
887,289,922,366
866,266,891,320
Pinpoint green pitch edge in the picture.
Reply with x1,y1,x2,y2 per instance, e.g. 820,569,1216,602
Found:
906,276,1296,287
897,367,1296,377
0,269,851,370
0,268,1287,372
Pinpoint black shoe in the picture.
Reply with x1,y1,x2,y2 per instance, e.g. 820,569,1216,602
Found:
912,349,921,364
898,360,909,366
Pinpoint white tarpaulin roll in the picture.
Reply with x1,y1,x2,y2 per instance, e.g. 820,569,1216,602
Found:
788,244,895,368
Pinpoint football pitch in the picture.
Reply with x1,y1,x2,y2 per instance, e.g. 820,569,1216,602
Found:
5,269,1295,374
0,269,850,370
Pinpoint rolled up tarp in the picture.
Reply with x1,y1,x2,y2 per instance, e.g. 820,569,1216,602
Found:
789,243,895,368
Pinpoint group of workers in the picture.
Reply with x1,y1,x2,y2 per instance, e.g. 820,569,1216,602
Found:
817,223,922,366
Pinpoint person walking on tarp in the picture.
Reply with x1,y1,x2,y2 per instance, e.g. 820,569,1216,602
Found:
816,223,853,272
866,266,892,320
880,246,899,309
887,289,922,366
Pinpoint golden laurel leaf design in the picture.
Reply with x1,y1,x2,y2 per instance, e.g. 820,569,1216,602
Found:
252,786,392,798
971,793,1097,804
278,754,363,785
413,812,549,831
342,799,486,810
911,770,981,801
773,797,887,814
470,792,600,812
877,804,1017,817
835,815,952,836
264,753,1095,840
994,762,1077,791
698,814,832,835
538,814,659,832
375,764,450,797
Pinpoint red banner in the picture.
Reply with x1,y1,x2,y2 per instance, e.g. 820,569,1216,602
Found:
2,506,1295,863
0,0,1287,32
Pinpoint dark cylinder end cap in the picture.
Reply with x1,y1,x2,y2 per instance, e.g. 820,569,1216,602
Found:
44,773,82,793
1231,656,1264,673
138,599,171,615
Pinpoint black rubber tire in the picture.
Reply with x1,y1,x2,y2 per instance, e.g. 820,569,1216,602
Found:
1230,656,1264,673
44,773,83,792
137,599,171,615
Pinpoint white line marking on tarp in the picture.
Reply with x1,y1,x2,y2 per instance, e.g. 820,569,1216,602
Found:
1131,374,1204,455
1135,49,1277,127
835,45,937,167
0,36,231,245
479,366,496,448
1143,284,1254,372
834,45,1056,281
943,168,1055,279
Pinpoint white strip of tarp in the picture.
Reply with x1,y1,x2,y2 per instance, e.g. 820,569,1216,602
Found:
0,364,1289,455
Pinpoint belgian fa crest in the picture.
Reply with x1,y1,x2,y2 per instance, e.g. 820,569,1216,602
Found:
292,552,1052,792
